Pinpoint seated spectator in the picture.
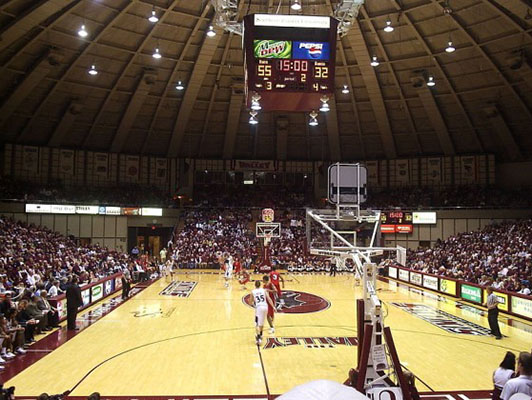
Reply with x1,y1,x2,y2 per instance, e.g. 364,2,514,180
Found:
15,300,37,344
500,352,532,400
493,352,516,400
5,309,26,355
37,291,60,328
403,371,421,400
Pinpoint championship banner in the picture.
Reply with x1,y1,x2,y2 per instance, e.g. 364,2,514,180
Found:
231,160,277,171
94,152,109,177
365,161,378,185
59,149,75,175
427,157,442,184
22,146,39,173
125,155,139,181
395,159,409,185
155,158,167,178
461,156,476,183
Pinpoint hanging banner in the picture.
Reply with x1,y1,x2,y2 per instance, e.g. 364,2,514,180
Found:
125,155,139,181
365,161,378,186
461,156,476,183
22,146,39,173
59,149,75,175
155,158,167,179
427,157,442,184
94,153,109,177
395,159,409,185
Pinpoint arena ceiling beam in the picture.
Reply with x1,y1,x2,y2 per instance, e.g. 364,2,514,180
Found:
141,4,213,154
412,76,456,156
397,7,485,153
0,50,61,129
344,22,397,159
223,85,245,159
0,0,75,53
324,97,342,161
483,105,523,160
82,0,183,149
359,6,422,154
490,0,532,30
428,0,532,121
110,69,157,153
166,24,224,158
16,1,137,144
48,100,84,147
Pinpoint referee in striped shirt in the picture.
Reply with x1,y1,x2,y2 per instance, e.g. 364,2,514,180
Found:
484,287,503,340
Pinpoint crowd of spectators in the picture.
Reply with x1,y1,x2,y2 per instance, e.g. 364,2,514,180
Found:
406,220,532,294
0,217,160,366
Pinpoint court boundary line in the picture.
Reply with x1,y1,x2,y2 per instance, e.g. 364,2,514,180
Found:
256,342,271,398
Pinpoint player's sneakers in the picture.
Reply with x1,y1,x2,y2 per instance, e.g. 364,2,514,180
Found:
269,327,275,334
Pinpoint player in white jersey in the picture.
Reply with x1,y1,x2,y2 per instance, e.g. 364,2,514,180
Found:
224,255,234,288
251,280,274,345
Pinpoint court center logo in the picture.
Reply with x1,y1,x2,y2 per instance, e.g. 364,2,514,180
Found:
392,303,492,335
243,290,330,314
160,281,197,297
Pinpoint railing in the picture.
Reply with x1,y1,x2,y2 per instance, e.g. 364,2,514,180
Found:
387,265,532,322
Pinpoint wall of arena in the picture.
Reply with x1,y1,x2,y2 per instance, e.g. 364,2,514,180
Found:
0,202,179,251
382,208,532,249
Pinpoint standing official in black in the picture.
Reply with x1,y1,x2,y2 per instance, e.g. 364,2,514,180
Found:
121,270,131,300
330,258,337,277
66,276,83,331
484,286,502,340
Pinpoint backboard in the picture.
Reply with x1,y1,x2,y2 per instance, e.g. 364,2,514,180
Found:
256,222,281,238
328,163,367,204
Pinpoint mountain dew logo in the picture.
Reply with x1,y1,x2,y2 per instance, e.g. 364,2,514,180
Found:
254,40,292,58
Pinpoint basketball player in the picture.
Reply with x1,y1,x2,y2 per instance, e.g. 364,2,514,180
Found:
238,269,251,289
224,255,234,288
251,280,274,345
234,257,242,276
262,276,276,333
269,266,285,310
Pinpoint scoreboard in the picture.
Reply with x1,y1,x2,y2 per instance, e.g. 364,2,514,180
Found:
380,211,413,234
243,14,338,112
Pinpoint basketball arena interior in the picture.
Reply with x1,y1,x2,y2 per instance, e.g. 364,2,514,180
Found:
0,0,531,399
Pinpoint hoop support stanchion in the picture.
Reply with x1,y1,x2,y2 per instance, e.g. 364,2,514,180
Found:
357,299,365,367
356,323,373,392
384,326,412,400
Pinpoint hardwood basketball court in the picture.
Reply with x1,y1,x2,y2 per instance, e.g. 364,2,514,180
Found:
7,271,532,397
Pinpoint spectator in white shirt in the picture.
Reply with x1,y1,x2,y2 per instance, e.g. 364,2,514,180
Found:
493,352,516,400
501,352,532,400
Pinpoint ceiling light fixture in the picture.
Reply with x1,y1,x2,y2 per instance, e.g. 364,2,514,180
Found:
319,96,330,112
148,8,159,23
251,93,261,111
427,76,435,87
207,25,216,37
384,19,394,33
291,0,302,11
309,111,318,126
78,24,88,38
249,110,258,125
445,40,456,53
342,84,349,94
88,64,98,75
175,80,184,90
153,47,162,59
370,56,380,67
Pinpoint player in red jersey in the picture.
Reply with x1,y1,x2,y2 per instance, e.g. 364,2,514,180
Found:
238,269,250,289
262,275,276,334
269,266,285,310
234,258,242,275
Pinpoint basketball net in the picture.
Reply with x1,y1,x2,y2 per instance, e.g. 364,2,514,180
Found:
264,234,272,247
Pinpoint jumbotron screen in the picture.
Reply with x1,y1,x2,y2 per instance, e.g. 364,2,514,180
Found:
243,14,338,112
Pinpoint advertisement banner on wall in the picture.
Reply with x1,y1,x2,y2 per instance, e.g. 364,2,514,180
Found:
413,212,437,224
82,289,91,306
440,279,457,296
396,225,413,233
91,283,104,302
484,290,509,312
461,284,482,303
115,277,122,289
26,204,52,213
423,275,439,291
75,206,99,215
104,279,114,296
388,266,397,279
381,225,396,234
511,296,532,319
51,205,76,214
399,269,409,282
57,298,67,319
410,272,422,286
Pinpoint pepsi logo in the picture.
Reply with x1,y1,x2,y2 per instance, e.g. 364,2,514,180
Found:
299,42,323,58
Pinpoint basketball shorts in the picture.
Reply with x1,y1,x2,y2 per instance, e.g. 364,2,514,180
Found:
255,305,268,327
267,304,274,318
224,268,233,279
273,284,282,297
